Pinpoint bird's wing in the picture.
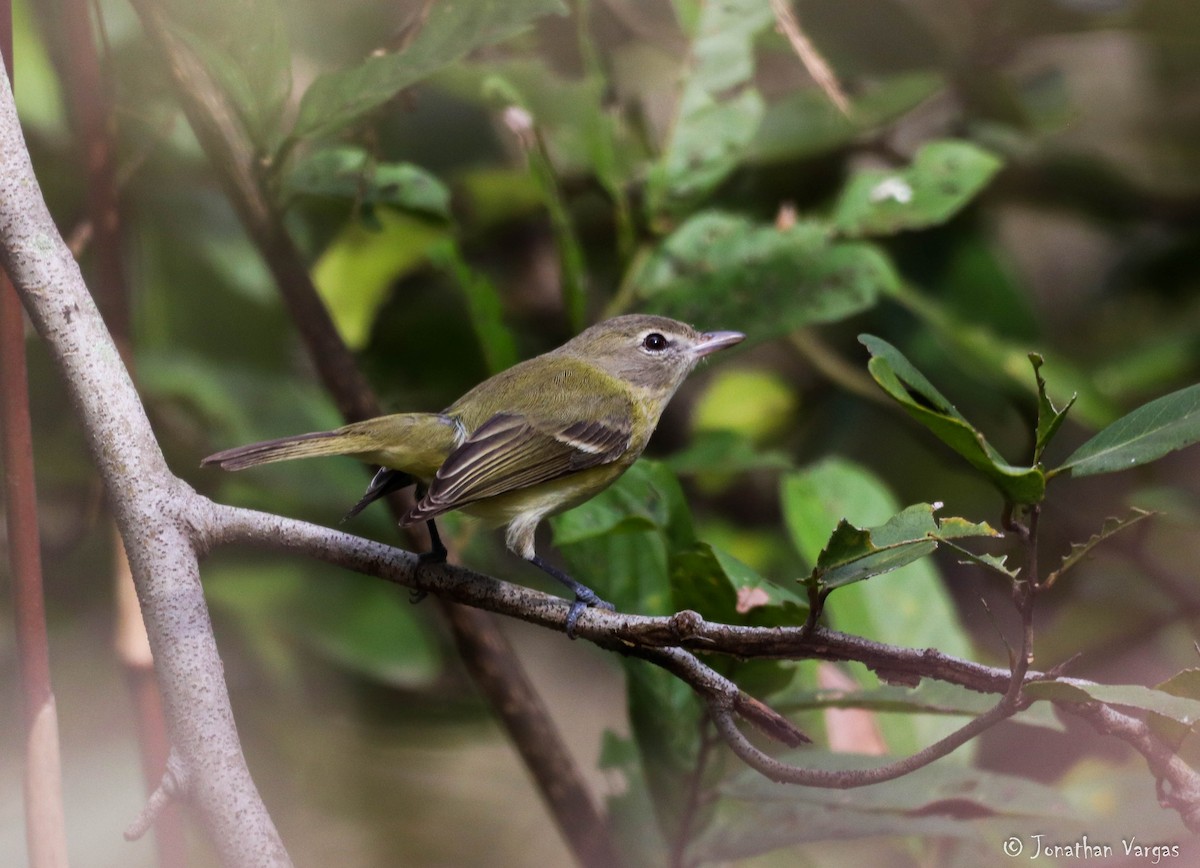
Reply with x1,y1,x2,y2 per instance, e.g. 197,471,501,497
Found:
403,411,632,524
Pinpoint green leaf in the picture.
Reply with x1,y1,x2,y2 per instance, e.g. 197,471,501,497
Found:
291,0,566,141
833,140,1003,237
1053,383,1200,478
637,212,895,343
551,460,692,548
749,72,944,165
1044,508,1155,587
666,430,792,477
645,0,773,217
625,660,710,845
809,503,998,591
427,241,519,374
206,563,440,689
1031,353,1076,462
690,368,798,444
669,542,809,627
860,335,1046,503
781,459,979,755
281,146,451,219
1025,680,1200,727
311,208,450,349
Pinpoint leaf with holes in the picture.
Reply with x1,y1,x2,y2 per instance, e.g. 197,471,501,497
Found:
860,335,1046,503
809,503,998,592
833,140,1002,237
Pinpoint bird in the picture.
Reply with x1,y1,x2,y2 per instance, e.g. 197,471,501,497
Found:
202,314,745,635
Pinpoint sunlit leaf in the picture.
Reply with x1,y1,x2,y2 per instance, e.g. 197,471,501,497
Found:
292,0,566,141
834,140,1003,237
311,208,449,349
1053,383,1200,478
861,334,1046,503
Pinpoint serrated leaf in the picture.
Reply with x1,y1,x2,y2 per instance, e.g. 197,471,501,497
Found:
780,459,978,755
281,146,451,218
637,213,894,344
861,335,1046,503
1054,383,1200,478
833,140,1002,237
1025,680,1200,727
645,0,773,217
1030,353,1076,461
809,503,996,591
292,0,566,141
1044,508,1155,587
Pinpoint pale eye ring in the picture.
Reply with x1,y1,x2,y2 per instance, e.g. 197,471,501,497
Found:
642,332,668,352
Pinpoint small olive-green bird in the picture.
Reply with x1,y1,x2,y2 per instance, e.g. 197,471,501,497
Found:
203,314,745,634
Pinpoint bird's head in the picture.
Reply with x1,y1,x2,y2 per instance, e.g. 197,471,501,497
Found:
558,314,745,399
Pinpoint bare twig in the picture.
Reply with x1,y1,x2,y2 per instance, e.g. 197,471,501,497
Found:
769,0,851,117
125,749,188,842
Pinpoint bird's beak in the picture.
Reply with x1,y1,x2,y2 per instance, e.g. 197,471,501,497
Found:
693,330,745,357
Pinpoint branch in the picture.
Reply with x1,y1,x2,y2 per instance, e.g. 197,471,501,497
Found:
200,500,1200,829
0,57,290,867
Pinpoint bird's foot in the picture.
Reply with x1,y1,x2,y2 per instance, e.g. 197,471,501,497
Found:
564,588,616,639
410,548,447,604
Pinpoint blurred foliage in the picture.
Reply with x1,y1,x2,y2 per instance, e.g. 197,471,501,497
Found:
7,0,1200,865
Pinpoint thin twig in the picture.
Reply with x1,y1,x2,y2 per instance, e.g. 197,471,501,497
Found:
769,0,851,117
125,749,188,842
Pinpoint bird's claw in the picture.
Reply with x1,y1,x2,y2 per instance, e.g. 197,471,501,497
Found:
564,591,615,639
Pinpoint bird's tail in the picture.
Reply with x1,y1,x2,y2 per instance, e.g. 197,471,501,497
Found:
202,413,461,476
202,429,369,470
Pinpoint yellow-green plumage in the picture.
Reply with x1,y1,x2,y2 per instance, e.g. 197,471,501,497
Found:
202,314,745,634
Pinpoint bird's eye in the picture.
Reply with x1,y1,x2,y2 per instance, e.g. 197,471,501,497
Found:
642,332,669,352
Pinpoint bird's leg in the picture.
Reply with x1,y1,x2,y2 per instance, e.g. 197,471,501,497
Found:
410,519,447,604
527,554,615,639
